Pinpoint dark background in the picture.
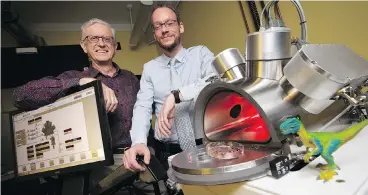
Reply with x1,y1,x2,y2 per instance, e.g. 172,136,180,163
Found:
1,43,141,89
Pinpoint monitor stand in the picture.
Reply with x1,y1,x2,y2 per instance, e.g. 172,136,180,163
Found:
61,171,90,195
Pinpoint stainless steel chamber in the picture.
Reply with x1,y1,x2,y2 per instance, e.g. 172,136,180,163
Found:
170,0,368,186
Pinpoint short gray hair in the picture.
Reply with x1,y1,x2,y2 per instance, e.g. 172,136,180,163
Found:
80,18,116,41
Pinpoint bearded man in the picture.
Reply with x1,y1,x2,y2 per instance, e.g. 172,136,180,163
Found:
123,3,217,171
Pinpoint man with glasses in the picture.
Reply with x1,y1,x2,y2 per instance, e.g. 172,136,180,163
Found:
12,18,141,190
13,18,139,150
123,3,217,172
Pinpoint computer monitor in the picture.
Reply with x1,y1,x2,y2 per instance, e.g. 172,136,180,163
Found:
9,80,113,181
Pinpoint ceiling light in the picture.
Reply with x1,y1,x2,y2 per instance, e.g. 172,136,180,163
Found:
141,0,153,6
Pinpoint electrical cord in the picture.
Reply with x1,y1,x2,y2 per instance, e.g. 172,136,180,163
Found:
247,1,261,31
136,156,160,183
259,1,269,25
135,156,166,195
290,0,308,42
266,0,276,22
238,1,250,34
136,156,183,195
265,0,282,21
274,1,282,20
260,0,274,28
260,0,307,43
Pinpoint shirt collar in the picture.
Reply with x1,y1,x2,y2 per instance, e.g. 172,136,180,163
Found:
87,62,121,78
158,46,188,66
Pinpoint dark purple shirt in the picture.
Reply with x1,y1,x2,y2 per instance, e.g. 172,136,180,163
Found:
12,63,140,149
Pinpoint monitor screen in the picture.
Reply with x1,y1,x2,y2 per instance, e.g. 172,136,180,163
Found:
10,82,112,179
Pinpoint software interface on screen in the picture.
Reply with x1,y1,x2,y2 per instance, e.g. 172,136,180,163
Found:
12,87,105,176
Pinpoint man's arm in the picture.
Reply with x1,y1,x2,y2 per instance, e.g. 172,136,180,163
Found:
13,70,83,110
178,46,217,101
130,64,154,146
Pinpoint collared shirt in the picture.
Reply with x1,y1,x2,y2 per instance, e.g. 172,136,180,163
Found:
12,63,140,149
130,45,217,146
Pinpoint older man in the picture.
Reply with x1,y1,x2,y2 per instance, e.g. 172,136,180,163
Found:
124,3,217,172
13,18,139,150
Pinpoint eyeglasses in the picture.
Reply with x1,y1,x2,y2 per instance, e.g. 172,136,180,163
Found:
83,36,115,44
153,20,178,31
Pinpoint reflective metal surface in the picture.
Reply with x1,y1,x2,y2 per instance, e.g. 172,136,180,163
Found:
240,79,298,125
171,5,368,185
279,76,335,114
171,145,279,175
212,48,247,83
283,44,368,100
170,162,269,185
222,65,247,84
248,60,285,80
195,80,295,148
203,90,272,143
246,27,291,61
171,42,366,185
298,95,335,114
195,73,357,145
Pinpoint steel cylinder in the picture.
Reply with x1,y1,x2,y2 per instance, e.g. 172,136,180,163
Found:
246,27,291,61
212,48,247,84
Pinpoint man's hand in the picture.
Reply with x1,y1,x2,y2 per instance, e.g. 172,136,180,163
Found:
123,143,150,172
158,94,175,138
79,78,118,112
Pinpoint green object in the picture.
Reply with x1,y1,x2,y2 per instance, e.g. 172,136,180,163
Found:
280,117,368,182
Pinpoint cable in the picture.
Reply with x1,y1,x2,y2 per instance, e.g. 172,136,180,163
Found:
274,1,282,20
247,1,261,31
136,157,183,195
260,0,307,43
266,0,276,22
259,1,269,24
291,0,308,42
260,0,274,28
238,1,250,34
136,158,160,183
268,0,283,27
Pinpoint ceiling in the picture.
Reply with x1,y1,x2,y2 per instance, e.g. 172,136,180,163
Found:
1,1,179,48
10,1,141,25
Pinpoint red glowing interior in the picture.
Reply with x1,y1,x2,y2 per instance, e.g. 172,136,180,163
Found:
204,91,271,142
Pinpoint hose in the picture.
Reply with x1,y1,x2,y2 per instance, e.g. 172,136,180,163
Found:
268,1,283,27
247,1,261,31
291,0,308,42
267,0,276,21
260,0,274,28
259,1,269,25
260,0,308,43
265,0,282,20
